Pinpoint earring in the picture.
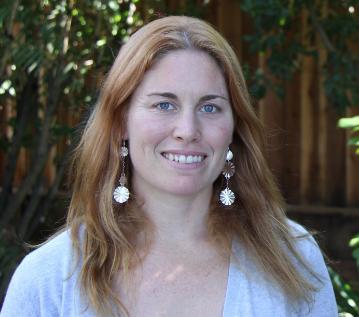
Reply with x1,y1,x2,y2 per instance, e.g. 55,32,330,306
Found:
113,140,130,203
219,148,235,206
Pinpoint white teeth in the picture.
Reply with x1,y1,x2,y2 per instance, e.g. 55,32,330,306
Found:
163,153,205,164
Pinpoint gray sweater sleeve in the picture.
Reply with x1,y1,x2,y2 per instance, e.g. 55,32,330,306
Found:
223,220,338,317
305,246,338,316
290,221,338,316
1,254,51,316
1,231,73,317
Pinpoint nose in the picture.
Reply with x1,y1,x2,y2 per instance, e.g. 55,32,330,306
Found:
172,110,201,143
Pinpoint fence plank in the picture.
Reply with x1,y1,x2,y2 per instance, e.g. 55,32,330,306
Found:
258,54,286,188
215,0,242,60
316,2,329,204
283,72,301,203
300,9,318,203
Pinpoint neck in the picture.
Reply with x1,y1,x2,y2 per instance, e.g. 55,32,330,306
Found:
132,177,213,248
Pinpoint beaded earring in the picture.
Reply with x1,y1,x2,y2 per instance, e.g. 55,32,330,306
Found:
113,140,130,203
219,148,235,206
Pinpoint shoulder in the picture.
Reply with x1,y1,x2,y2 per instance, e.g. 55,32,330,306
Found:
232,219,319,263
230,219,337,316
286,219,325,269
286,219,338,315
19,229,75,281
1,229,80,316
286,218,312,239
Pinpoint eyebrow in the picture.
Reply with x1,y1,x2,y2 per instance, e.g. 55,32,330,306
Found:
147,92,228,102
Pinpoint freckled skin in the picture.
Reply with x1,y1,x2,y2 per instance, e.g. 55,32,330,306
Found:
126,50,234,198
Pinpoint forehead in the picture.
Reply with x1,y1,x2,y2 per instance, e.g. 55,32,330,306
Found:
133,49,229,97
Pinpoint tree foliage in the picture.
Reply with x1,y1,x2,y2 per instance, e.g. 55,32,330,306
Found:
0,0,141,299
240,0,359,110
330,233,359,316
339,116,359,154
336,116,359,315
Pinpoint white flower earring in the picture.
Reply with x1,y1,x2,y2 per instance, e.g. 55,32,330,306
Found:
219,148,235,206
113,140,130,204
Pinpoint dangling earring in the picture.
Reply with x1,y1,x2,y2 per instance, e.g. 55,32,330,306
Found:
113,140,130,203
219,148,235,206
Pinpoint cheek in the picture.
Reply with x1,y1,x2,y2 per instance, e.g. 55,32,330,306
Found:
127,114,170,150
219,125,233,141
208,123,234,149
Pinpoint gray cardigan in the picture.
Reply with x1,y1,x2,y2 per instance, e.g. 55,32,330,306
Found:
1,221,337,316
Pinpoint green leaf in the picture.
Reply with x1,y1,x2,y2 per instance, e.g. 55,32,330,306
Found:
353,248,359,261
349,234,359,248
348,137,359,146
338,117,359,129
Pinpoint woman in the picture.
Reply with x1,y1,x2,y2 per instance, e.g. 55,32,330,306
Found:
1,16,337,316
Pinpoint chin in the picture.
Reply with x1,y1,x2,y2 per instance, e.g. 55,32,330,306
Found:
162,181,211,197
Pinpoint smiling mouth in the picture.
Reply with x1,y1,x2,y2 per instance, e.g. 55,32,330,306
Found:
162,153,206,164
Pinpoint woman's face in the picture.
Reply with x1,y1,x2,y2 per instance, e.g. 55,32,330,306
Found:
126,49,234,199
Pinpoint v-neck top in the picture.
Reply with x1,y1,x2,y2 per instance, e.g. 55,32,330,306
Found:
1,221,337,317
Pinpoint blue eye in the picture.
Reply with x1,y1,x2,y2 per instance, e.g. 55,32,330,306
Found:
156,102,175,111
201,104,218,113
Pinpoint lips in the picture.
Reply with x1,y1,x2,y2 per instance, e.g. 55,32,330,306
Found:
162,152,206,164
